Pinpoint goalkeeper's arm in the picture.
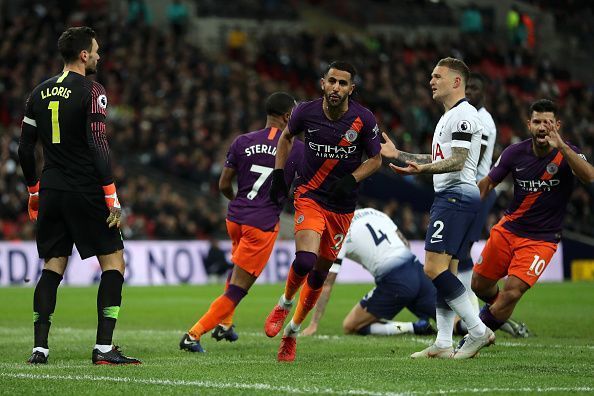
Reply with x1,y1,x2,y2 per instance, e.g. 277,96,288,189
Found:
86,89,121,228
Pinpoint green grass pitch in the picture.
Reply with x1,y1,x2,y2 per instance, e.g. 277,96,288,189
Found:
0,282,593,395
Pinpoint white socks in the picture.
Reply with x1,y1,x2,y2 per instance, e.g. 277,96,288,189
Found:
283,320,300,337
447,293,486,337
369,321,414,335
94,344,113,353
279,294,294,309
435,307,456,348
32,347,49,357
457,270,479,315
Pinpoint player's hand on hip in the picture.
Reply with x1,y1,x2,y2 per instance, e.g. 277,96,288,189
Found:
27,181,40,221
329,174,357,202
103,183,122,228
389,161,421,175
269,168,288,205
380,132,399,159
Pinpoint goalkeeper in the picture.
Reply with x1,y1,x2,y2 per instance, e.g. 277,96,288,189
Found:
18,27,140,365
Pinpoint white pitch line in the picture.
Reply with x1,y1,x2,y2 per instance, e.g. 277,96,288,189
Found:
422,387,594,395
0,372,592,395
0,372,405,396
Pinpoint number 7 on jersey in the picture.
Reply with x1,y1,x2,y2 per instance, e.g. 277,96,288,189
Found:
247,165,273,200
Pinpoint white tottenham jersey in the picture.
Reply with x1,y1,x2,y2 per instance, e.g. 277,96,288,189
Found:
476,107,497,181
331,208,415,279
432,100,482,192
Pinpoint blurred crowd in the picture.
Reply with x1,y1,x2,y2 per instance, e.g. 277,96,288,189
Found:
1,1,593,242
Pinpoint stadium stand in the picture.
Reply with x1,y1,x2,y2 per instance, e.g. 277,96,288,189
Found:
1,0,592,242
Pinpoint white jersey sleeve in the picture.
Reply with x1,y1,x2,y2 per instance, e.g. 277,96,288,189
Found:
432,100,482,193
339,208,414,279
476,107,497,181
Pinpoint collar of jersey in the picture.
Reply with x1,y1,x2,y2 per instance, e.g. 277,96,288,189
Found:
451,98,468,109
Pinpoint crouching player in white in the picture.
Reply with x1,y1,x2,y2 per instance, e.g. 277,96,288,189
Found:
301,208,437,337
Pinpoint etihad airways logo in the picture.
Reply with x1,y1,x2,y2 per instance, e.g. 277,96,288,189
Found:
517,179,560,192
308,142,357,159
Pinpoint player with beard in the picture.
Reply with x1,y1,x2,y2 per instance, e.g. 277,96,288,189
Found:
470,99,594,338
18,27,140,365
264,61,382,362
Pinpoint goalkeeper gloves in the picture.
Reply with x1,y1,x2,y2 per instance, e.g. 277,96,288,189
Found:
269,169,288,204
328,174,357,202
103,183,121,228
27,181,40,221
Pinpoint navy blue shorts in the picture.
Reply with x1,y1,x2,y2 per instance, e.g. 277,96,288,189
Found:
458,189,497,271
359,258,436,321
468,188,497,242
425,189,480,260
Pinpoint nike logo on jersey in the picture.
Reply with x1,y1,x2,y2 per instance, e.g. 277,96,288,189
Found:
430,238,442,243
307,128,319,133
515,167,525,171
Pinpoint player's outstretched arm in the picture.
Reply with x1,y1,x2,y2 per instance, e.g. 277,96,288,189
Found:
218,167,236,200
546,129,594,184
390,147,468,176
380,132,431,164
302,271,338,336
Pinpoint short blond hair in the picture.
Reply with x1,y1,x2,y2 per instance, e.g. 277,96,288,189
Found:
437,57,470,85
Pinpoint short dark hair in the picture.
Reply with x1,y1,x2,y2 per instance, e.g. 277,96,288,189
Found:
469,72,486,86
58,27,96,63
529,99,558,118
265,92,296,116
437,57,470,85
324,61,357,83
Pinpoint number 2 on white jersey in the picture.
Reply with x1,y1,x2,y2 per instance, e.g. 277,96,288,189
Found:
247,165,273,200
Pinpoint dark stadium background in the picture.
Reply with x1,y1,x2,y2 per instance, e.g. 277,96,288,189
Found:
1,0,593,279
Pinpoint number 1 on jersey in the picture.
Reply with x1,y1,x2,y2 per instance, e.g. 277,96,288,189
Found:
247,165,273,200
48,101,60,143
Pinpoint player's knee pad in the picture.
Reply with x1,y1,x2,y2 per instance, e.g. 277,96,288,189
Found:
293,251,318,276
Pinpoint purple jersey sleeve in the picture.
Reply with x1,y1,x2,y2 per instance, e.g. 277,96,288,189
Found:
287,103,306,136
225,137,239,169
488,146,513,183
285,139,304,186
359,111,381,158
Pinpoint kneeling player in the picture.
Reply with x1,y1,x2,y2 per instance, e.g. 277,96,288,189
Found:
302,208,530,339
302,208,436,337
180,92,303,352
